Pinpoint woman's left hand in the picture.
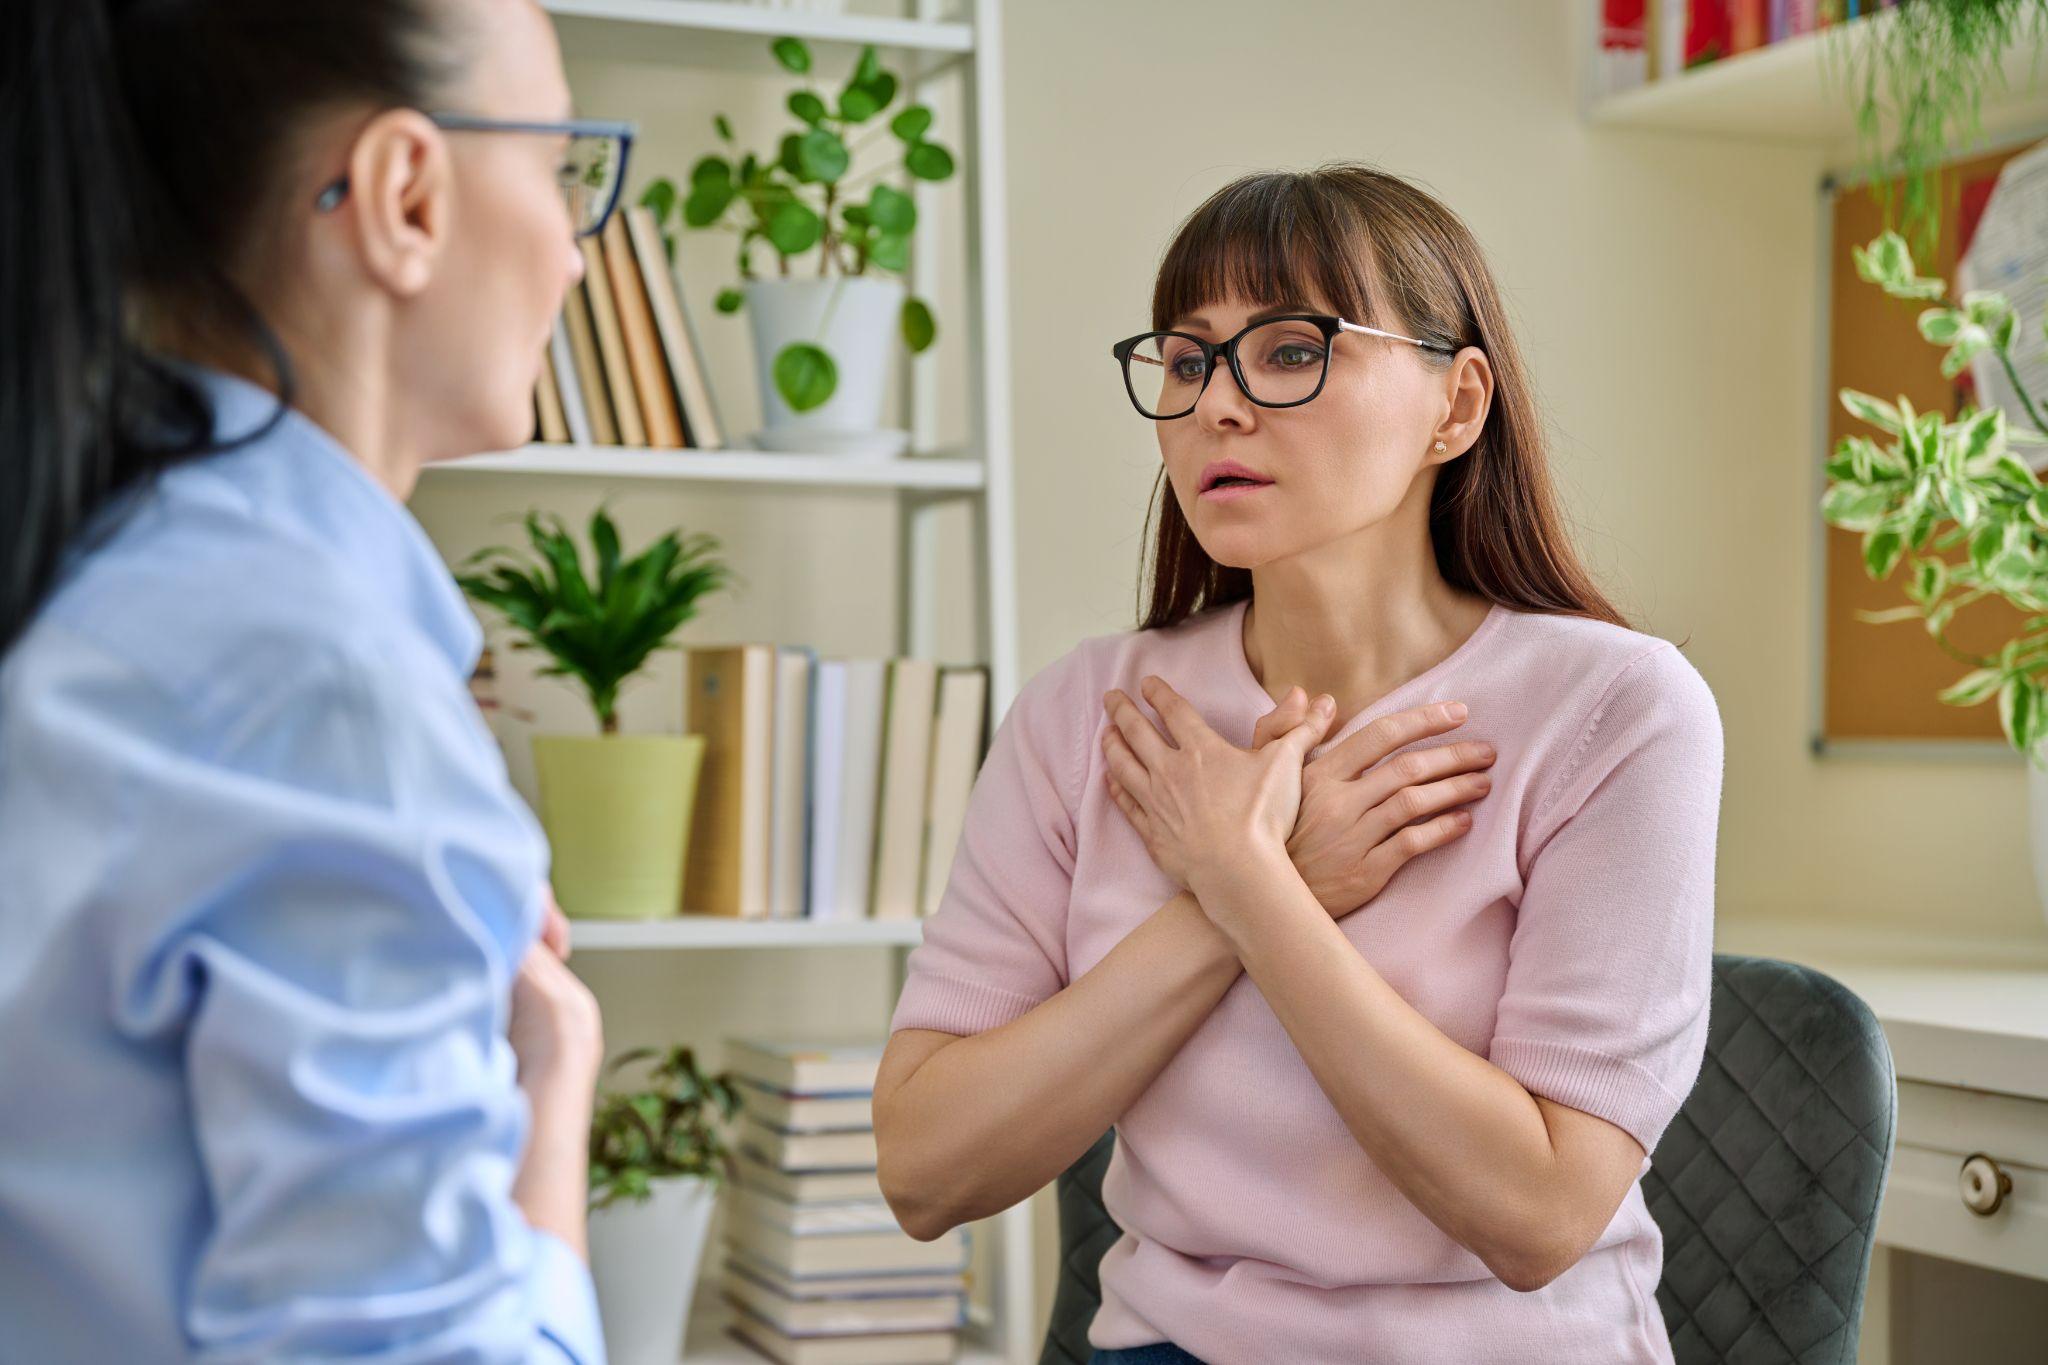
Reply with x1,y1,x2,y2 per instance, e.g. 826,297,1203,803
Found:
1100,675,1335,899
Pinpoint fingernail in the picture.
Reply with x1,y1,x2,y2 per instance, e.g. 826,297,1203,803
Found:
1447,702,1468,721
1316,694,1334,713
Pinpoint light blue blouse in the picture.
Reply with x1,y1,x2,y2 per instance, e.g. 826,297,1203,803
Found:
0,364,604,1363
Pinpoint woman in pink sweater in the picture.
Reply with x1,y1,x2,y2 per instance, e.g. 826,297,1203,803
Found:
873,163,1723,1365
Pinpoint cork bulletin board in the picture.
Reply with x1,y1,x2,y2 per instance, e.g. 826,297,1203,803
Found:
1816,134,2046,754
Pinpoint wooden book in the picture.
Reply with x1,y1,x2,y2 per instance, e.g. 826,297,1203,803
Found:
600,212,685,448
683,644,775,919
920,665,991,917
533,345,569,443
576,235,645,447
868,659,938,920
561,280,617,445
626,204,725,449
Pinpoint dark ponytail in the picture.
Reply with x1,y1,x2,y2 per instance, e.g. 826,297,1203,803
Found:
0,0,466,655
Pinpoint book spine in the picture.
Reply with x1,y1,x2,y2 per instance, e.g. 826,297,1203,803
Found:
577,235,646,447
601,213,686,449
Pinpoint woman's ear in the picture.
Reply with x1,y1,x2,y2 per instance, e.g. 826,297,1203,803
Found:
1431,346,1492,462
343,108,451,299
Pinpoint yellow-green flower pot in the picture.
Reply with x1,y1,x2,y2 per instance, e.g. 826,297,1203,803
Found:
532,733,705,920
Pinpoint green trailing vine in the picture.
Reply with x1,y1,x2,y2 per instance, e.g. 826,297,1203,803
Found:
1822,0,2048,264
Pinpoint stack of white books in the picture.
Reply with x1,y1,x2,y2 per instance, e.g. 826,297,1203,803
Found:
721,1038,969,1365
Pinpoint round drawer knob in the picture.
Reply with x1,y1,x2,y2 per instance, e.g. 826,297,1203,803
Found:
1959,1153,2013,1217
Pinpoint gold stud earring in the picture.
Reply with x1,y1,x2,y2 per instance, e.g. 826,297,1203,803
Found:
1433,440,1447,454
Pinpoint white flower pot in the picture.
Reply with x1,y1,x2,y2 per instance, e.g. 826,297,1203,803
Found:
744,275,908,456
587,1176,718,1365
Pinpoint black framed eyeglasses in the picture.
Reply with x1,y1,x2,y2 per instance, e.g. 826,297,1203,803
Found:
313,113,637,238
1111,313,1457,420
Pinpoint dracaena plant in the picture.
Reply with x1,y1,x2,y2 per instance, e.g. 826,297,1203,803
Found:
455,507,734,735
1820,229,2048,762
588,1045,742,1211
637,36,953,413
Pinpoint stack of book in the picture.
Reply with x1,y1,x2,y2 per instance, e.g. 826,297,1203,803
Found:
531,203,726,450
1598,0,1904,96
681,646,991,923
720,1038,968,1365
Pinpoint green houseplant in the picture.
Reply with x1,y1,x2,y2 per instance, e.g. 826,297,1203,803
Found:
586,1045,741,1365
1823,0,2048,264
638,36,954,453
457,507,734,919
1819,228,2048,763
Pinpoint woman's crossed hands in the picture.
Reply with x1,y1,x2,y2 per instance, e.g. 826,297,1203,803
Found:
1100,677,1495,919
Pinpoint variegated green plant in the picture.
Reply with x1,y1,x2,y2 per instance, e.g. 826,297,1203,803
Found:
1821,229,2048,764
588,1045,742,1211
456,507,734,735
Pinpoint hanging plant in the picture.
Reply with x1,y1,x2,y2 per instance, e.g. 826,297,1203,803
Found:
1823,0,2048,263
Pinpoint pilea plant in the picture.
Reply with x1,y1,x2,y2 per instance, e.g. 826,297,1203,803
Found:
639,36,954,413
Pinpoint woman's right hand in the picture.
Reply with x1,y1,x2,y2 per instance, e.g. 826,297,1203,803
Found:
1250,691,1496,918
508,934,603,1101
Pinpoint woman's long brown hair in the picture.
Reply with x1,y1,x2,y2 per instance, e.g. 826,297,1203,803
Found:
1135,163,1632,634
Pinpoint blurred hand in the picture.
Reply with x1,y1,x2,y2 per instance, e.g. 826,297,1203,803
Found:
508,933,602,1100
538,882,570,960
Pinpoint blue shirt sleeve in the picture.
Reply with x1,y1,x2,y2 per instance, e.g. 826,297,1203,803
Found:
72,626,605,1365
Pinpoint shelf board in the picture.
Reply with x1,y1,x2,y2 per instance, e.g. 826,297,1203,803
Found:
680,1281,1002,1364
427,443,985,491
1588,8,2048,150
568,915,925,950
544,1,974,73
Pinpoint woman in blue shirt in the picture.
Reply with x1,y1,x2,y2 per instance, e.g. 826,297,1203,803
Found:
0,1,621,1360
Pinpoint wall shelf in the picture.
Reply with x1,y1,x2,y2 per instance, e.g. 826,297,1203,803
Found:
1586,7,2048,152
542,0,974,73
427,443,986,491
569,915,926,950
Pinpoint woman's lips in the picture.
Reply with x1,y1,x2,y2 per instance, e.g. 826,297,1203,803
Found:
1200,480,1271,502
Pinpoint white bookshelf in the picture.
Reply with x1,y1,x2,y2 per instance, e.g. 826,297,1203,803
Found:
472,2,1033,1361
1582,4,2048,152
433,442,985,490
569,915,926,950
681,1280,1006,1365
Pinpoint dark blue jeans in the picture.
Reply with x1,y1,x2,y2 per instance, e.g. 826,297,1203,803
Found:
1088,1345,1205,1365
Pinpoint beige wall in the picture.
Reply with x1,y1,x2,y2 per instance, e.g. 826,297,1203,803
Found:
409,0,2048,1351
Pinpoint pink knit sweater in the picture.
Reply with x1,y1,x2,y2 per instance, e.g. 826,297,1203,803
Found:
889,595,1724,1365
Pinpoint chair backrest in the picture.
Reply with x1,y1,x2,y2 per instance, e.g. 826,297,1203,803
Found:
1038,953,1897,1365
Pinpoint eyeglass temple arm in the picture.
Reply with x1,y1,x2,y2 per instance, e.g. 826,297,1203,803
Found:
1336,318,1455,353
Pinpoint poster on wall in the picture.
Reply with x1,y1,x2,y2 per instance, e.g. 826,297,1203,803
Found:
1957,138,2048,470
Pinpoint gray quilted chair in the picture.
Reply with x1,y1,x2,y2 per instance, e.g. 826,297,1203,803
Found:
1039,954,1897,1365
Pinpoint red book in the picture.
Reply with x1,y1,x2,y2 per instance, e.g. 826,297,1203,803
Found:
1685,0,1731,68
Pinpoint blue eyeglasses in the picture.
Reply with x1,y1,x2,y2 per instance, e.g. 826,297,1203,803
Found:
314,113,637,238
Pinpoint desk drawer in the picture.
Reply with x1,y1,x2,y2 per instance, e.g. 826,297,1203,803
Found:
1876,1080,2048,1280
